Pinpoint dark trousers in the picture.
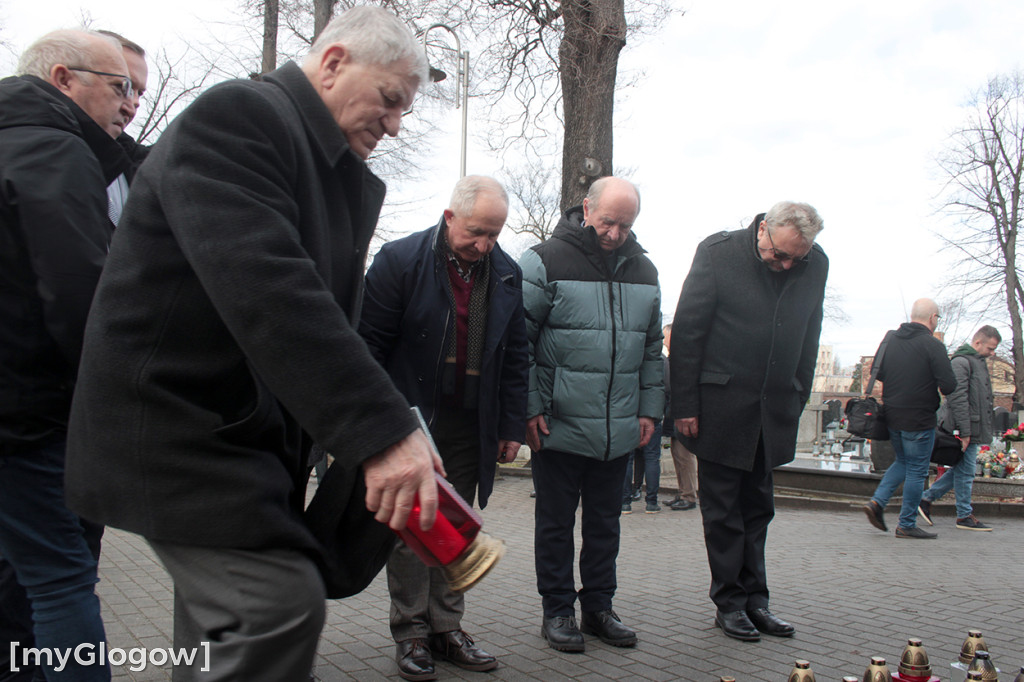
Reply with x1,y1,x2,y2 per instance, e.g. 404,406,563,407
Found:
387,407,479,642
0,556,39,682
698,435,775,613
533,449,630,618
148,541,325,681
622,421,662,505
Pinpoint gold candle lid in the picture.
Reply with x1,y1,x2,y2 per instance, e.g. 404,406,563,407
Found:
441,531,505,593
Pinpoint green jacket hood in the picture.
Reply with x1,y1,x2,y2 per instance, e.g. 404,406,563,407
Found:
952,342,977,358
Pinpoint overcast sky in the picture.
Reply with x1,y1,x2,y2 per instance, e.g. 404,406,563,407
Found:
3,0,1022,368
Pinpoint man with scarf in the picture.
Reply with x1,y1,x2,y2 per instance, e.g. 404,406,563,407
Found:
359,175,529,681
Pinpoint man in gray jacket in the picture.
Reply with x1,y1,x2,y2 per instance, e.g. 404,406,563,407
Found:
918,325,1001,531
521,177,663,653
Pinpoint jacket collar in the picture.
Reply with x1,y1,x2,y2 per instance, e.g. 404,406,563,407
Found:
553,205,647,261
0,75,130,184
262,62,355,168
430,214,518,281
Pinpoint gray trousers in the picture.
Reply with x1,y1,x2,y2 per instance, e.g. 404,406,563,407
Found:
149,540,325,682
388,407,479,643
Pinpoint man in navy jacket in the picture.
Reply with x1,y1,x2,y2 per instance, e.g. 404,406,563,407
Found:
360,175,528,681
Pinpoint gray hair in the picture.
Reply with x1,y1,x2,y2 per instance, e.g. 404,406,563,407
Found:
764,201,824,242
586,176,642,216
17,29,121,80
306,6,427,82
449,175,508,217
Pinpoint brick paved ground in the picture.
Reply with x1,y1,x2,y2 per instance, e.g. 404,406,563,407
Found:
97,472,1024,681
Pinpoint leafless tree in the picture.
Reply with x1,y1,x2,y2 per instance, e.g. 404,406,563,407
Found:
463,0,673,209
501,157,562,243
130,49,218,144
262,0,280,73
936,70,1024,401
822,286,850,327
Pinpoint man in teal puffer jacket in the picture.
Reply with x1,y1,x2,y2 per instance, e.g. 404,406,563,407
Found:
520,176,663,653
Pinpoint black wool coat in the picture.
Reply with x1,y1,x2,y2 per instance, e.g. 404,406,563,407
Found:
670,216,828,471
65,62,418,552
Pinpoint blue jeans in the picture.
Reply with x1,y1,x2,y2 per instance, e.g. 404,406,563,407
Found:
871,429,936,529
0,442,110,681
622,421,662,505
922,442,980,519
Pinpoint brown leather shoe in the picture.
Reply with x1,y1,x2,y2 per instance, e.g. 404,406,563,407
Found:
863,499,887,532
395,638,436,681
428,630,498,672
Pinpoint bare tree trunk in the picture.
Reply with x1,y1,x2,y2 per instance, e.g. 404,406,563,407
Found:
938,71,1024,403
261,0,279,74
313,0,337,43
558,0,626,210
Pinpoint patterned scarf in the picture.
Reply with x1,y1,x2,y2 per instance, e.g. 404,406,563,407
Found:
439,230,489,408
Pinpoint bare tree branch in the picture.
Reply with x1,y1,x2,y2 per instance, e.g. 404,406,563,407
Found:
936,70,1024,401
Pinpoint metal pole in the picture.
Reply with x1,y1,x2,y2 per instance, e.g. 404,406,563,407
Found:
458,49,469,178
422,24,469,179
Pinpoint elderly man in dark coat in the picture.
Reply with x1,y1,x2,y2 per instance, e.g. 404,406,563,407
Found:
359,175,528,680
670,201,827,643
65,7,441,678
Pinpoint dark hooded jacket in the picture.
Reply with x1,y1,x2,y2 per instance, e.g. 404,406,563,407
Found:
0,74,129,453
875,322,957,431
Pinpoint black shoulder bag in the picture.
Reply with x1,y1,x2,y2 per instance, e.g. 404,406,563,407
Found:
845,331,893,441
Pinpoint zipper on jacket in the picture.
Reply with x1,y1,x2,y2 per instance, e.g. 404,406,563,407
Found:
605,278,617,460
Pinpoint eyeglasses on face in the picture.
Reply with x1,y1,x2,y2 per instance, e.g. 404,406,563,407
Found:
763,224,810,264
67,66,135,100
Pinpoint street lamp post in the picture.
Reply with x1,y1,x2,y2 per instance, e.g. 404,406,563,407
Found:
422,23,470,178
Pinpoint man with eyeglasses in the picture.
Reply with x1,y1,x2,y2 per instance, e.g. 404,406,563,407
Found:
0,28,133,681
65,7,441,678
96,30,150,226
670,202,827,643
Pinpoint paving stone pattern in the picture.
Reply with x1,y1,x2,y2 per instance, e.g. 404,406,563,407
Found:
98,474,1024,681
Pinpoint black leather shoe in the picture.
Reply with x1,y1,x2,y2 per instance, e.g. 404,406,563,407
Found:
714,610,760,642
580,609,637,647
746,607,795,637
541,616,585,652
428,630,497,672
396,638,436,681
669,498,697,511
